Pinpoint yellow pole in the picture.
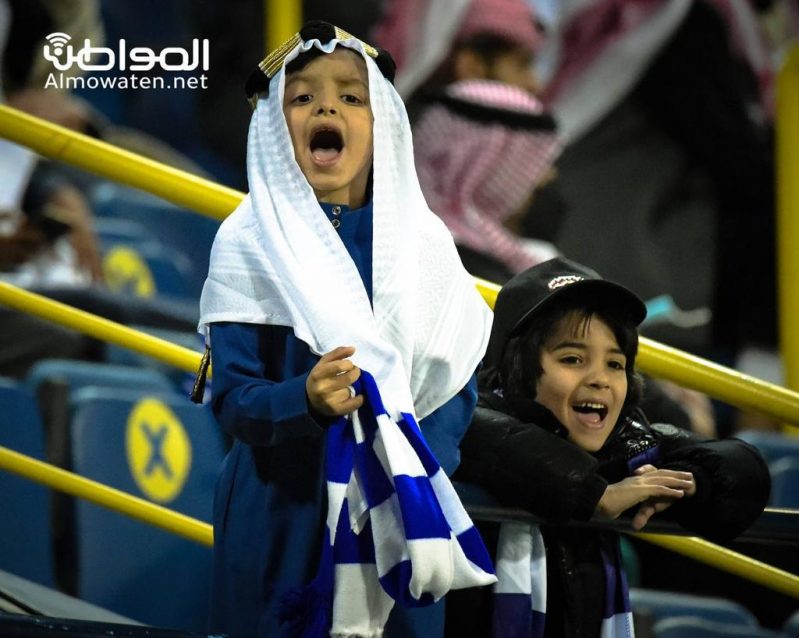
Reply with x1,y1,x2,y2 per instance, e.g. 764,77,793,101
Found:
3,443,797,599
777,44,799,395
636,336,799,424
0,283,204,375
634,532,799,600
0,105,240,222
266,0,302,54
0,446,213,547
2,111,799,423
475,279,799,425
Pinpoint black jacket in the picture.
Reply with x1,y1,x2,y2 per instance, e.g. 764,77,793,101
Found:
451,398,770,637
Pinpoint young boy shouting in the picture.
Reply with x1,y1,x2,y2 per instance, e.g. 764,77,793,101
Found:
198,21,494,638
454,257,770,637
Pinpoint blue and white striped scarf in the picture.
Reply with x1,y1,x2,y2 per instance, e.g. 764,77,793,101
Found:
492,523,634,637
280,370,496,638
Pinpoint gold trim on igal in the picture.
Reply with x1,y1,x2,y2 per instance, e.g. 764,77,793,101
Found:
258,27,377,80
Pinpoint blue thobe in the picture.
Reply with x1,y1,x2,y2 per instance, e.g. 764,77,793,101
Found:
207,201,478,637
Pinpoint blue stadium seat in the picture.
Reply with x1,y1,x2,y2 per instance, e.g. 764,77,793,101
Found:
0,378,55,587
69,388,225,632
783,609,799,638
27,359,176,401
630,589,759,627
768,457,799,508
93,217,157,246
91,183,220,297
735,430,799,466
653,616,779,637
104,326,206,400
101,241,200,301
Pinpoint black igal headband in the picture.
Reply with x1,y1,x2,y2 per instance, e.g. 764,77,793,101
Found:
245,20,396,108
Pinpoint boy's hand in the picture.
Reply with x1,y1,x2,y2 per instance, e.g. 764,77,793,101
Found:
627,463,696,530
595,465,694,530
306,346,364,418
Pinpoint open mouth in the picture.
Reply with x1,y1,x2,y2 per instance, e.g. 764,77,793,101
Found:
572,401,608,425
310,127,344,163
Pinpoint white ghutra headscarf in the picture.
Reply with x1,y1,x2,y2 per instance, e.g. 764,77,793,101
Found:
199,35,492,421
199,29,496,637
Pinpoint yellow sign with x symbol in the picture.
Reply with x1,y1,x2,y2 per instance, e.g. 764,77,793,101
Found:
126,397,192,503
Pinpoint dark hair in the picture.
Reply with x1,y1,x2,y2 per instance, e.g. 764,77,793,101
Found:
495,300,644,420
454,33,522,67
284,46,330,76
411,33,529,110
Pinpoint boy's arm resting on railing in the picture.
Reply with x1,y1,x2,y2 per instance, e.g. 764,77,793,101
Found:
454,405,608,524
645,423,772,542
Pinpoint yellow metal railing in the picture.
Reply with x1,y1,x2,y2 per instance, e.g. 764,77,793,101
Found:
777,43,799,394
1,281,798,601
0,446,212,546
475,279,799,425
634,531,799,599
1,104,798,424
0,283,203,376
0,106,236,222
1,107,798,598
1,444,797,598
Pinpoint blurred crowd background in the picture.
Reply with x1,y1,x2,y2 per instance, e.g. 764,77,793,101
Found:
3,0,797,434
1,0,798,633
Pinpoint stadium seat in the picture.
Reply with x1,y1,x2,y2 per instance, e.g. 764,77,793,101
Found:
653,616,779,637
91,183,220,298
25,362,184,595
68,388,225,632
768,457,799,508
93,217,157,246
735,430,799,466
27,360,175,399
104,326,205,400
101,241,200,301
630,588,759,627
0,378,55,587
783,609,799,637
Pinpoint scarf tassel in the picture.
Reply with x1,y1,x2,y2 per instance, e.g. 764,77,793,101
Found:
278,541,334,638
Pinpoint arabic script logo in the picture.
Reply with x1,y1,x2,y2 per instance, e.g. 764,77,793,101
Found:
42,33,209,72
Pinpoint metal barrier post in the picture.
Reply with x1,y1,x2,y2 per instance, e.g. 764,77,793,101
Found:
266,0,302,53
0,446,213,547
778,44,799,402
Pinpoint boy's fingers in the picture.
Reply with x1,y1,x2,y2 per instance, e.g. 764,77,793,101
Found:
634,464,657,475
649,476,693,490
319,346,356,363
654,469,694,480
651,485,685,499
340,394,364,413
310,359,354,380
311,366,361,394
633,504,656,530
324,392,364,417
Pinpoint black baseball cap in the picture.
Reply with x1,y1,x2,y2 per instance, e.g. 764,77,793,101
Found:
484,257,647,368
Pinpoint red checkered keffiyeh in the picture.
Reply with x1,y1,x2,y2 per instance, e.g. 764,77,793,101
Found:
413,80,561,275
372,0,540,98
